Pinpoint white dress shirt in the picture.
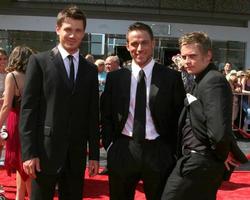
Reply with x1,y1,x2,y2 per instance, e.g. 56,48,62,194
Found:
57,44,79,80
122,58,160,140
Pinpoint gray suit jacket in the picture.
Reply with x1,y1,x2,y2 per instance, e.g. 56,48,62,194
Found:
178,63,247,163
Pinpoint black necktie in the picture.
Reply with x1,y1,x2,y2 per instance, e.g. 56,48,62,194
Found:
133,70,146,142
68,55,75,88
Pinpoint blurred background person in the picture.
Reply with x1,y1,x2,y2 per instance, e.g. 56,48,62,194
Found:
85,53,95,64
95,58,108,175
241,71,250,94
236,70,246,92
229,70,250,136
223,62,232,76
0,46,34,200
226,70,241,127
95,59,107,95
226,70,242,93
105,55,120,72
172,54,195,93
240,71,250,131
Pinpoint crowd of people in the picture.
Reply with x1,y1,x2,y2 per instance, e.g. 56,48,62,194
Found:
221,63,250,138
0,4,248,200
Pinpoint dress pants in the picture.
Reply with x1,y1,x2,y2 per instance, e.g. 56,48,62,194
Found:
161,152,225,200
107,135,175,200
31,153,86,200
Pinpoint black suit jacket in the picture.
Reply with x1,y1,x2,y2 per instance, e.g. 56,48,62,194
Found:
178,64,247,163
101,63,185,154
20,47,100,175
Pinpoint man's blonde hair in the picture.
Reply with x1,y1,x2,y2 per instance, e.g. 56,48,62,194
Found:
179,32,212,54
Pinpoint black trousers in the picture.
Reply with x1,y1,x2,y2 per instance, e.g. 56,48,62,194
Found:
31,154,86,200
161,153,225,200
107,136,175,200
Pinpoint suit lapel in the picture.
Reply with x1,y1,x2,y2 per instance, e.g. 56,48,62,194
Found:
121,67,132,127
50,47,72,89
149,63,161,112
74,55,87,91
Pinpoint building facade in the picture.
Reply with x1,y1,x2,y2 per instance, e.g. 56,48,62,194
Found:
0,0,250,69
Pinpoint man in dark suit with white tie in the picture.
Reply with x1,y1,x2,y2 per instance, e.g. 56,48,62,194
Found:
100,22,185,200
19,5,100,200
161,32,248,200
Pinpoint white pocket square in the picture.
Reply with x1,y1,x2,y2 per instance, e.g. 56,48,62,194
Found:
186,93,197,104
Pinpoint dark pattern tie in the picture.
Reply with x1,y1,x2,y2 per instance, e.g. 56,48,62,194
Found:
181,70,195,93
68,55,75,88
133,70,146,142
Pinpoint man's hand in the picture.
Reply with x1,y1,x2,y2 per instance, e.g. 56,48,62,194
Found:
224,152,240,171
23,157,41,179
88,160,99,177
0,137,5,147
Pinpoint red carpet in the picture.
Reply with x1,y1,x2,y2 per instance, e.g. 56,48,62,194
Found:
0,168,145,200
0,168,250,200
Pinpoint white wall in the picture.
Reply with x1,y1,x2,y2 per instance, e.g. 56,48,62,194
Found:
0,15,250,66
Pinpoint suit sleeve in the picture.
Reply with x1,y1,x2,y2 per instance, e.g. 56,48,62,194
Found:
20,54,43,162
100,73,114,150
172,72,185,151
87,68,100,161
201,76,232,159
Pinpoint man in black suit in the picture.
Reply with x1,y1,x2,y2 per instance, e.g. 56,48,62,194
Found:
161,32,248,200
20,5,100,200
100,22,185,200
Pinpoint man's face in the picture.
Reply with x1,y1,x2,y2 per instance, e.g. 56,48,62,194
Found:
181,43,212,75
105,57,119,72
224,63,232,72
98,63,105,73
230,74,237,82
56,17,85,54
126,30,155,68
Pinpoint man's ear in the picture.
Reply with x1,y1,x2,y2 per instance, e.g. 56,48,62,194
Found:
152,39,155,48
126,43,130,52
207,50,213,62
55,25,60,36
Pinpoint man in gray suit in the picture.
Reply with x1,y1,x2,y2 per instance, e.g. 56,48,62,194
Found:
20,5,100,200
161,32,247,200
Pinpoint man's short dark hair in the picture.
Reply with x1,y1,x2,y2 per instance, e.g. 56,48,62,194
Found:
126,22,154,42
57,5,87,30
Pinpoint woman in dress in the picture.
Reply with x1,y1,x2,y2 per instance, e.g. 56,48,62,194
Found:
0,48,8,143
0,46,34,200
0,48,8,98
0,48,8,196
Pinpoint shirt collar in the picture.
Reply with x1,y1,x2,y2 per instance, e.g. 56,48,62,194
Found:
131,58,155,80
57,44,79,61
195,63,216,83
